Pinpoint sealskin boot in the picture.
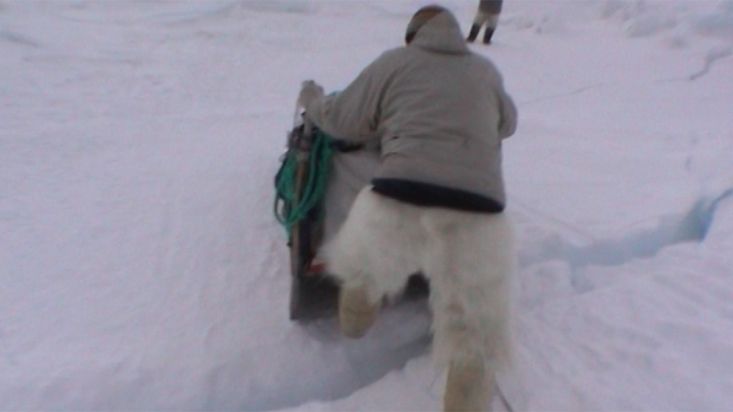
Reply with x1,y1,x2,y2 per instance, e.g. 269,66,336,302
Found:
443,357,492,412
483,27,495,45
466,24,481,42
338,285,378,338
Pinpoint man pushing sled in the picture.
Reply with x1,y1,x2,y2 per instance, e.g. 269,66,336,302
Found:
285,5,518,411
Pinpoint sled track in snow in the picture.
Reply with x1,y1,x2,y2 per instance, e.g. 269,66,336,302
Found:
245,303,433,411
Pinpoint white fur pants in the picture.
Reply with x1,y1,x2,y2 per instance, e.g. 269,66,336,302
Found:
324,187,515,371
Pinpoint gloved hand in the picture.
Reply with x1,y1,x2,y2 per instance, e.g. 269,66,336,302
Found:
298,80,324,108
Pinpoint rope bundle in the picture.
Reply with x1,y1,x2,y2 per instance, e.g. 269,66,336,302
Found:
274,128,334,235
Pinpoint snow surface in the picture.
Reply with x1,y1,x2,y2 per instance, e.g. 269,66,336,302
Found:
2,0,733,410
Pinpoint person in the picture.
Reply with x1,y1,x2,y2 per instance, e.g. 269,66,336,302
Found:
298,4,517,411
467,0,503,44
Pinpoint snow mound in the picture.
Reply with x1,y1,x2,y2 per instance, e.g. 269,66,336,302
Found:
693,1,733,39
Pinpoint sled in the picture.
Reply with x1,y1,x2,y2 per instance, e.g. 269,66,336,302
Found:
274,118,335,320
275,114,429,321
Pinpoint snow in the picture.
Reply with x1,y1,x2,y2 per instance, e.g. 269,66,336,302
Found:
1,0,732,410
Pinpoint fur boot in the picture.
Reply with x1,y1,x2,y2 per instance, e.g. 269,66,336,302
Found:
339,284,379,338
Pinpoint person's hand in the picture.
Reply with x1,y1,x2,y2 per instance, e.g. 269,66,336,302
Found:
298,80,324,108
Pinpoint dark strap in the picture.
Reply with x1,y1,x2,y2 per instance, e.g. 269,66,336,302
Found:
330,139,364,153
371,178,504,213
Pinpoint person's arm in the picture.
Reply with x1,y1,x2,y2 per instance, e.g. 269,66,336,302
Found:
496,85,517,139
303,53,392,143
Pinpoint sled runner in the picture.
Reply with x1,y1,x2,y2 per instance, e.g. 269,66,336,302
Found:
275,114,428,321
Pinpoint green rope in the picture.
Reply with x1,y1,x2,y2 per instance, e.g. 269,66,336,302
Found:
274,129,334,235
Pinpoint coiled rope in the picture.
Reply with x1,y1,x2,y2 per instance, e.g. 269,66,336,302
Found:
274,128,334,235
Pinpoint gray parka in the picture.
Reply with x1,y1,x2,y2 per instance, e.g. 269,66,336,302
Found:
479,0,503,15
304,9,517,209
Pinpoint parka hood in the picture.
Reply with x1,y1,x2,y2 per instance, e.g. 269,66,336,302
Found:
408,8,469,55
